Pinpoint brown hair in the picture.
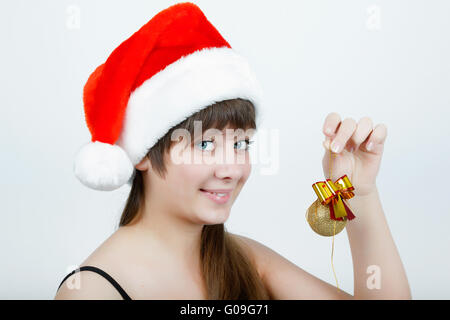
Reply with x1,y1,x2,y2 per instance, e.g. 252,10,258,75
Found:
118,98,270,299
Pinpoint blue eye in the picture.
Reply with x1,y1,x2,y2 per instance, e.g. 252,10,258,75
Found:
196,140,214,151
235,139,254,151
196,139,254,151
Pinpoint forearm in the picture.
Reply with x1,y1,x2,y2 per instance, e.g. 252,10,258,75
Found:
345,187,412,299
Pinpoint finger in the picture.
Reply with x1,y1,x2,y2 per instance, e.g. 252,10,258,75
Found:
329,118,357,153
322,112,341,137
345,117,373,152
362,123,388,153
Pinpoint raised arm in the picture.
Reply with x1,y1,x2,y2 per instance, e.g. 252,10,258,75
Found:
321,113,411,299
236,113,411,300
344,187,411,299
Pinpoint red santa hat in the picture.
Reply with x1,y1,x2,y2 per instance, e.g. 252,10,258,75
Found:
74,2,264,191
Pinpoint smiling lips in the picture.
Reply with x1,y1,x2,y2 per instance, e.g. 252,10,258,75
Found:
200,189,232,204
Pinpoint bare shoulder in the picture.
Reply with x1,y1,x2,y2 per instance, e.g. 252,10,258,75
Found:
54,267,124,300
229,233,354,300
229,233,272,278
55,229,132,300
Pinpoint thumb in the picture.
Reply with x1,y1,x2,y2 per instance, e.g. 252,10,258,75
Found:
322,144,349,181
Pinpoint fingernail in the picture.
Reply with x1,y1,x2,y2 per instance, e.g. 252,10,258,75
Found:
366,142,373,151
331,141,340,153
325,127,332,135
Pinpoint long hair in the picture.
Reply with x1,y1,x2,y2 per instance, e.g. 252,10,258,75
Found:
118,98,270,299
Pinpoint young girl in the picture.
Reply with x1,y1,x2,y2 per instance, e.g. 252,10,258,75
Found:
55,2,411,300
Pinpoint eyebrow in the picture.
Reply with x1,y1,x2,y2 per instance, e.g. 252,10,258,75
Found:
201,132,250,139
194,126,254,140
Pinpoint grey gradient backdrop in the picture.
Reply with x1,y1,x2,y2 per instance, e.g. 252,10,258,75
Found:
1,0,449,299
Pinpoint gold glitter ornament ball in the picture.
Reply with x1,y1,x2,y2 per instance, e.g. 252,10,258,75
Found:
306,199,347,236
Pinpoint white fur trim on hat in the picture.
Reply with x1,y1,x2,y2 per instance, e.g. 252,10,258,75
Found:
116,46,264,167
74,141,134,191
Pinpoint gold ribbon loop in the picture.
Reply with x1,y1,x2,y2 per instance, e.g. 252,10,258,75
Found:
312,175,356,221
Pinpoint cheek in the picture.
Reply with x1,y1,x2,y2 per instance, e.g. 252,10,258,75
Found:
245,162,252,176
166,147,208,193
237,164,252,190
168,164,210,195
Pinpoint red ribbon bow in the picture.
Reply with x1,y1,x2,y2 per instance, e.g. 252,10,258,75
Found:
312,174,356,221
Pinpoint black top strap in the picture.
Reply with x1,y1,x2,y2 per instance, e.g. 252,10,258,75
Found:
57,265,132,300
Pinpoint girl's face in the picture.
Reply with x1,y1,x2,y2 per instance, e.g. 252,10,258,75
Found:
142,125,253,225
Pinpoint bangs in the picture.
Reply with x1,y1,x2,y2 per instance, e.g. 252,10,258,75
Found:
180,98,256,139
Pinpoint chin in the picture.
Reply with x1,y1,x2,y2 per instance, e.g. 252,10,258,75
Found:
197,208,231,225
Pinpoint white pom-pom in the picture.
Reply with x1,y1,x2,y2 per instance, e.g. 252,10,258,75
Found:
73,141,134,191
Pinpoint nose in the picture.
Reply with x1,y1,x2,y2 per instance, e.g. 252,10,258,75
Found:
214,163,245,181
211,138,249,180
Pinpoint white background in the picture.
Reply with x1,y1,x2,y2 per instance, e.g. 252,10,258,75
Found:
1,0,449,299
